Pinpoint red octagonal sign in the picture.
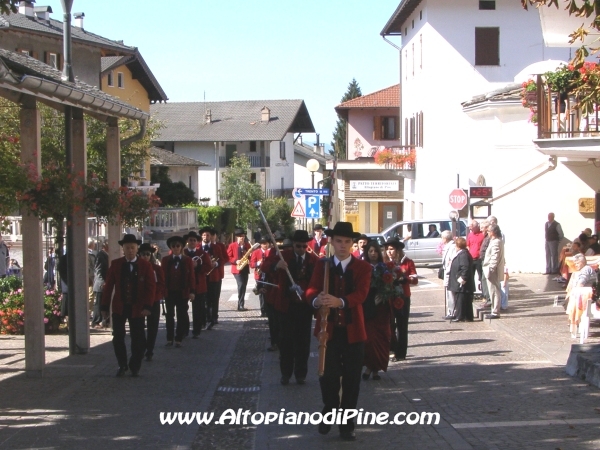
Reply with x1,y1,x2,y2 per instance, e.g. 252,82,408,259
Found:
449,189,467,210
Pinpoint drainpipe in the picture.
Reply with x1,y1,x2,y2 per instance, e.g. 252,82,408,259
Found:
491,156,557,203
214,141,219,205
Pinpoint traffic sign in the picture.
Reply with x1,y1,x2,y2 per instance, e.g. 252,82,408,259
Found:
305,196,321,218
291,201,305,217
449,189,468,210
293,188,330,197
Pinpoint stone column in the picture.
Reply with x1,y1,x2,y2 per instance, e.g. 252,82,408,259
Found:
72,108,89,353
106,117,121,263
20,95,45,377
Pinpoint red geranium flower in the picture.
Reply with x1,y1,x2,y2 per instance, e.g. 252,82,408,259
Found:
382,273,393,284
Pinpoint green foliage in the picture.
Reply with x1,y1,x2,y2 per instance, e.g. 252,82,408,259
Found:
190,205,225,228
0,0,18,15
331,79,362,160
260,198,295,237
0,286,63,335
544,65,580,93
0,275,22,296
220,154,263,227
155,181,196,207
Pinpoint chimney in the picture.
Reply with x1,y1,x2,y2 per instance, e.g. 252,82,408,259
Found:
74,12,85,29
205,109,212,124
34,5,52,21
19,1,35,17
261,106,270,123
297,135,302,145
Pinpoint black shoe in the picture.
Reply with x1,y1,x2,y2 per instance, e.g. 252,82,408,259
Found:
213,320,219,325
145,354,153,362
451,318,465,322
485,314,500,320
372,373,381,381
267,344,278,352
280,376,290,385
192,334,199,339
165,341,173,347
296,377,306,385
443,315,454,320
238,307,248,311
175,341,182,348
362,372,371,381
130,370,139,377
318,423,331,435
116,367,128,377
340,430,356,441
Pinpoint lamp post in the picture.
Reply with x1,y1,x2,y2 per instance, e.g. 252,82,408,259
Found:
306,158,319,231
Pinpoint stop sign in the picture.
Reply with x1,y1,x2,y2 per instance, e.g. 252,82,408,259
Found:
449,189,467,210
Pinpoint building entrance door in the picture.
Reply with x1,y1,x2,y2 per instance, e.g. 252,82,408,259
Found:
379,203,402,231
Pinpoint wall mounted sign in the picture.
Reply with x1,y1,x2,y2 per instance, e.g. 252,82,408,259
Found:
350,180,399,191
579,198,595,213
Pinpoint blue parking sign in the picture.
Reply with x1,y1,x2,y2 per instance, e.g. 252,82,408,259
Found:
305,196,321,219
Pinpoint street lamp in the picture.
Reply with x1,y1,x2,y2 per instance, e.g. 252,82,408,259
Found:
449,210,459,238
306,158,319,230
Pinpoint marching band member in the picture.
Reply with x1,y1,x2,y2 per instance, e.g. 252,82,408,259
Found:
184,231,212,338
228,228,252,311
138,243,165,362
250,237,270,317
309,224,328,257
263,230,318,385
200,227,223,329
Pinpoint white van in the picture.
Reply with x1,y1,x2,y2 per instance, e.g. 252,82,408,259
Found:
380,219,468,265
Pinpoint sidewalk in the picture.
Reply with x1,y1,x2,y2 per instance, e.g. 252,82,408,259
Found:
0,270,599,449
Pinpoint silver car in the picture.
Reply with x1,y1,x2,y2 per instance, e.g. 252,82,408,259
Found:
380,219,468,266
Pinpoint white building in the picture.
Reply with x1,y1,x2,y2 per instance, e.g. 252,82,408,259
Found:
381,0,598,272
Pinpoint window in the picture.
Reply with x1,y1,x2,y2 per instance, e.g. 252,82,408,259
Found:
48,52,57,69
412,19,414,29
279,141,286,159
420,10,422,20
250,173,257,183
107,71,114,87
475,27,499,66
374,116,400,140
479,1,496,10
250,141,257,152
189,176,192,189
117,72,124,88
404,27,407,35
260,141,265,152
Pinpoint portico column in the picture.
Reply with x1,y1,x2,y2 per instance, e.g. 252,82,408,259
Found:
72,107,89,353
106,117,121,263
20,95,45,377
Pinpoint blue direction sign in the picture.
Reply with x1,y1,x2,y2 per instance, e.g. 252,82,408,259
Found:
294,188,330,196
305,196,321,219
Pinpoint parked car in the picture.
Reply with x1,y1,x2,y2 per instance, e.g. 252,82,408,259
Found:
365,233,386,248
379,219,468,266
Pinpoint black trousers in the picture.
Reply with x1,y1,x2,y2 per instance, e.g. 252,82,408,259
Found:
258,291,266,314
91,292,103,325
112,305,146,373
391,297,411,359
165,291,189,342
277,304,313,380
319,327,365,433
453,291,474,321
145,301,161,357
206,280,221,323
472,258,482,289
191,292,206,335
233,272,249,309
265,302,279,347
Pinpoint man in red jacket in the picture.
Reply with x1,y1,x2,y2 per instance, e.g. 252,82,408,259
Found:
138,243,165,362
227,228,252,311
309,224,328,256
200,226,224,328
184,231,212,337
305,222,371,441
263,230,319,386
250,237,270,317
161,236,195,348
101,234,156,377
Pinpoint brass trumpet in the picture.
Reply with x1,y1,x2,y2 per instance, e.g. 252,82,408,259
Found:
306,245,314,254
207,257,219,275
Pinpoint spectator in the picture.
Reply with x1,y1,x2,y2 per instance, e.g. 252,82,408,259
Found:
544,213,564,274
7,259,21,278
253,227,262,243
91,241,109,329
467,220,485,293
483,225,506,320
448,238,475,322
441,230,456,319
0,234,9,278
426,224,440,238
43,247,56,288
590,235,600,254
565,253,595,338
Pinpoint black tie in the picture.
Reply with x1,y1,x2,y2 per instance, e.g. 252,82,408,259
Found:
129,262,134,272
336,262,343,276
297,255,303,266
204,245,209,252
174,256,180,268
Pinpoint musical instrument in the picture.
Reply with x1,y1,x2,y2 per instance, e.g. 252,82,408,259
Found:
318,247,331,377
236,243,260,271
206,257,219,275
306,245,314,254
253,201,303,299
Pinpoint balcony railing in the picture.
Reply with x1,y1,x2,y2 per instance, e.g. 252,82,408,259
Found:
265,188,293,199
145,208,198,232
382,146,416,171
219,155,270,168
536,75,600,139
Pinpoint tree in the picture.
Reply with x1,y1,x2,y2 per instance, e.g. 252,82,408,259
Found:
0,0,18,15
260,197,295,238
220,154,263,228
331,79,362,160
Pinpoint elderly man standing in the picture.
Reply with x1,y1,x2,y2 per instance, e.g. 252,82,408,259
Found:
467,220,485,292
101,234,156,377
483,225,505,320
545,213,563,275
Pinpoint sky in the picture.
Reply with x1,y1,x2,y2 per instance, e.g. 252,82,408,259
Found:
37,0,402,149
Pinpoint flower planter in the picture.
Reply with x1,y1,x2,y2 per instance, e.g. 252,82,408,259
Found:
128,180,139,187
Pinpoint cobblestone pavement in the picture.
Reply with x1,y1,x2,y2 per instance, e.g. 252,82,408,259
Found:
1,269,600,449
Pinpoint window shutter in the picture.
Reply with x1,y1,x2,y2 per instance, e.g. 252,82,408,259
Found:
373,116,382,140
44,51,49,65
475,27,499,66
394,117,400,140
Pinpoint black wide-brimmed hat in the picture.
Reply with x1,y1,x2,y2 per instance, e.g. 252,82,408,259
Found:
324,222,361,239
313,224,324,231
118,234,141,246
138,243,156,254
166,236,185,247
234,228,246,236
384,238,405,250
358,234,368,241
199,226,213,235
291,230,310,243
281,238,293,248
259,237,269,244
184,231,202,241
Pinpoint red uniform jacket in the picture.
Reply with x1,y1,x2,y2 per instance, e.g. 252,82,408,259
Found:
263,248,319,313
200,242,223,283
305,256,372,344
101,257,156,318
228,241,251,275
151,262,165,304
184,247,211,294
161,254,196,298
309,236,328,257
351,250,365,259
250,247,269,280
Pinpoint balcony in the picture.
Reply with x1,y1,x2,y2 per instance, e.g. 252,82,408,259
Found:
219,155,270,168
265,188,293,199
534,75,600,159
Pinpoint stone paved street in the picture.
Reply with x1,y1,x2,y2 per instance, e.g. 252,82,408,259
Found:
0,268,599,449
